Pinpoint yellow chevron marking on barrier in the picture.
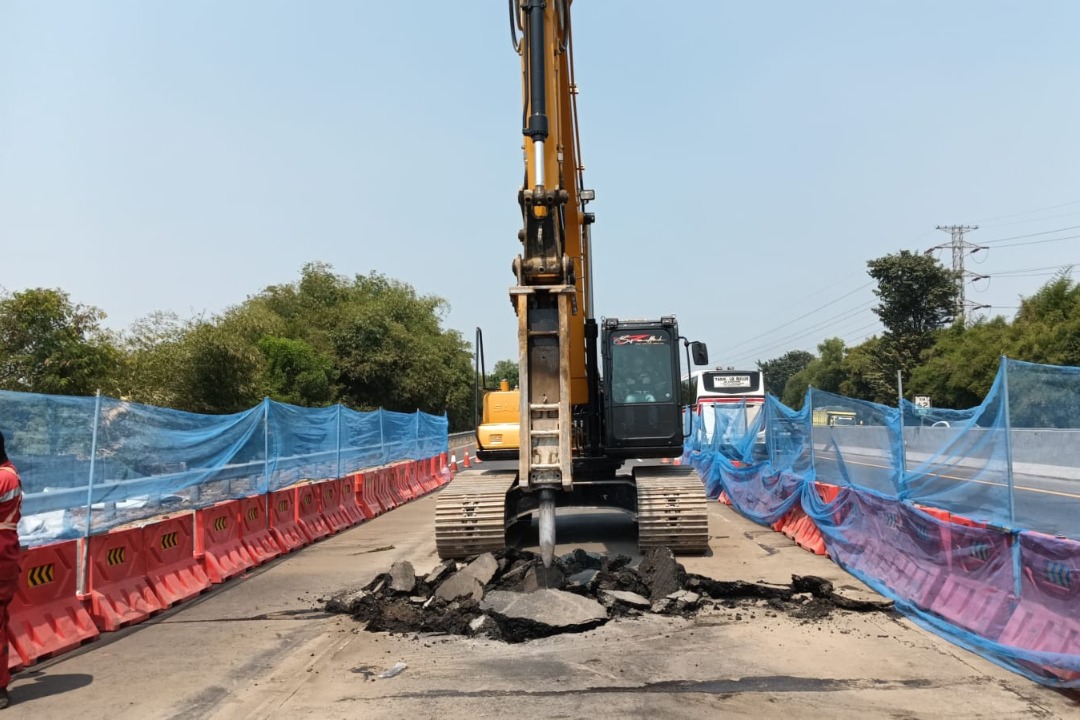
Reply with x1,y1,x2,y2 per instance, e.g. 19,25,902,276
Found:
213,516,228,532
160,532,179,550
326,488,335,500
302,493,312,507
278,500,288,513
27,563,55,587
107,547,126,566
247,507,259,521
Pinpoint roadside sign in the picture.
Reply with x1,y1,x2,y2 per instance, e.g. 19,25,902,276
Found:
914,395,932,409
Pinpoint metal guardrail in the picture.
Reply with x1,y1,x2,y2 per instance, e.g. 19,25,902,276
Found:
448,431,475,449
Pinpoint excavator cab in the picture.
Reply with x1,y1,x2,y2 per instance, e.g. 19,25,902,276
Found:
602,317,685,457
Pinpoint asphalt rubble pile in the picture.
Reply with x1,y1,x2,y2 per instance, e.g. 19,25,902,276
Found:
325,547,895,643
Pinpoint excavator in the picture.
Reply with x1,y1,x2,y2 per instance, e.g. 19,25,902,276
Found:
436,0,710,567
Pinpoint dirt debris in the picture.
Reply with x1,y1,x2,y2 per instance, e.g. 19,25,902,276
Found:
324,546,894,643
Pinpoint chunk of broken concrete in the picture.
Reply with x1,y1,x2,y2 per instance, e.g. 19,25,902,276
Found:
481,589,608,640
462,553,499,586
389,561,416,594
424,560,455,587
435,573,485,602
601,590,652,609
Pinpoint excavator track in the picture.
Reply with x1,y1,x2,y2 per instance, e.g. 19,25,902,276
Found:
635,466,710,553
435,470,513,560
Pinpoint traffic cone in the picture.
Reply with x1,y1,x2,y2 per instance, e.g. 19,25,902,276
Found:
463,450,472,469
450,453,459,473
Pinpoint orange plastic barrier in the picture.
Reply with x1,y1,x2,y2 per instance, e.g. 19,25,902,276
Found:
355,471,381,518
268,488,309,553
296,484,332,542
422,456,441,492
86,526,164,631
7,640,22,676
405,461,426,498
143,514,211,608
318,479,353,533
398,462,416,499
391,463,415,503
816,482,840,504
999,603,1080,682
438,452,452,485
8,540,99,665
239,495,283,565
766,503,827,556
717,490,732,506
376,467,398,511
339,473,368,523
196,500,256,584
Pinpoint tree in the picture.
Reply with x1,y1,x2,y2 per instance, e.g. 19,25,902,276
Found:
868,250,959,337
239,265,473,426
866,250,959,390
758,350,814,397
486,359,519,389
1007,272,1080,366
0,288,119,396
781,338,846,408
115,311,189,407
839,336,897,405
909,317,1010,410
257,336,335,406
173,320,267,414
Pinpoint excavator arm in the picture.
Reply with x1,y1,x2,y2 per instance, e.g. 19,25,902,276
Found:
512,0,591,564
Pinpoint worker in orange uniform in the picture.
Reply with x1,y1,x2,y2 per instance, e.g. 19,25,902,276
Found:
0,431,22,710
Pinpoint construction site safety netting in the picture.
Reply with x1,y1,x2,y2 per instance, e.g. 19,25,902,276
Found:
686,356,1080,687
0,392,448,546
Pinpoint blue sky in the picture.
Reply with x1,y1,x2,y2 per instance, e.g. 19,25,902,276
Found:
3,1,1079,371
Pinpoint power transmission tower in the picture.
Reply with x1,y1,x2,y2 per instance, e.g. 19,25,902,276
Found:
926,225,989,322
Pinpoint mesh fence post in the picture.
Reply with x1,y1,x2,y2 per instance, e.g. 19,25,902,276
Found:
80,389,103,595
336,403,343,479
1000,357,1016,527
262,397,271,494
807,387,816,477
379,408,386,465
897,369,908,494
999,356,1023,600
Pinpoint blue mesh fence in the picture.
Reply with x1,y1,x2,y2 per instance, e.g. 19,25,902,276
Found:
0,391,448,547
686,356,1080,687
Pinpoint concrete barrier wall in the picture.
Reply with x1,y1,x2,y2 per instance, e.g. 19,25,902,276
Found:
815,426,1080,482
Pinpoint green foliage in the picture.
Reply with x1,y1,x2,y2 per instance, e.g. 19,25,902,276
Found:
909,318,1010,409
257,336,335,406
1008,272,1080,366
0,288,120,396
757,350,814,397
839,336,895,404
867,250,958,339
781,338,846,408
486,359,519,390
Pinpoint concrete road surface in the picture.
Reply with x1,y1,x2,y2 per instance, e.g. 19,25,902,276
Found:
10,483,1079,719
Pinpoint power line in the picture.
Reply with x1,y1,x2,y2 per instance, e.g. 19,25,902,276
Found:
980,224,1080,245
992,233,1080,249
708,281,873,356
727,305,880,367
973,199,1080,224
979,210,1080,229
